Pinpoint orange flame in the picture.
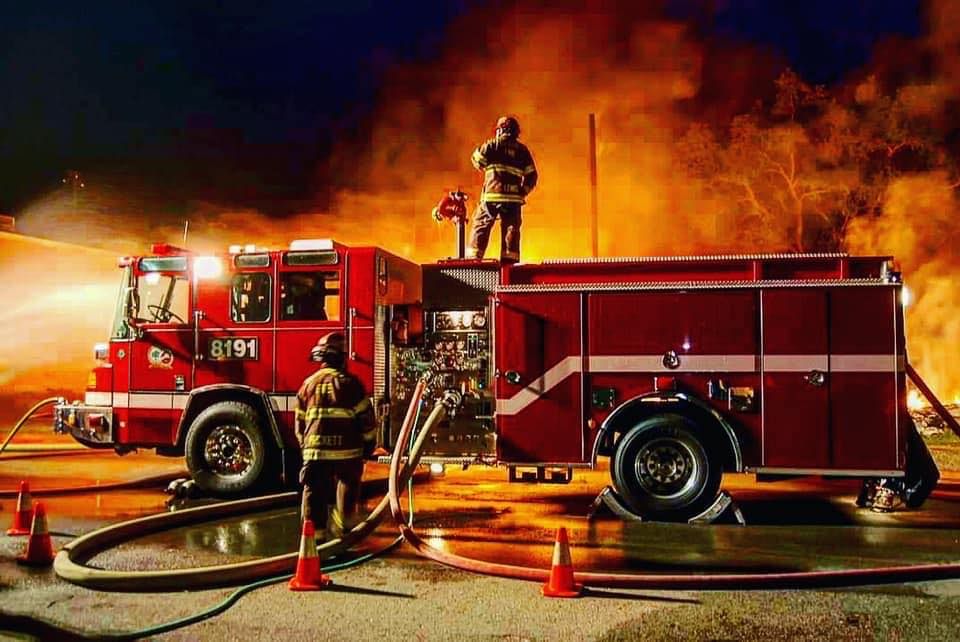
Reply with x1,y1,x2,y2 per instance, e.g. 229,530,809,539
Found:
907,389,926,411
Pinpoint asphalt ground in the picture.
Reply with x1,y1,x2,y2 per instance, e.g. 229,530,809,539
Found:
4,417,960,639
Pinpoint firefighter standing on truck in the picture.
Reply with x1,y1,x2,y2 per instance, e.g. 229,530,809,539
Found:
467,115,538,263
295,332,375,541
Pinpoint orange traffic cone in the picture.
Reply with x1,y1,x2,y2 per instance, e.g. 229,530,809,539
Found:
7,481,34,536
542,527,583,598
17,502,55,567
288,519,332,591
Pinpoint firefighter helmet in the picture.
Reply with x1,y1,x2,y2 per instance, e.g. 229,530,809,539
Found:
311,332,346,364
495,116,520,139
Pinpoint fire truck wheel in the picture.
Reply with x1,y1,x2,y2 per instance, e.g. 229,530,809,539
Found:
185,401,268,496
611,413,722,521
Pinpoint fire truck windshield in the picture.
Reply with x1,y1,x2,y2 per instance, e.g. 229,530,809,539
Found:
112,264,190,336
135,271,189,324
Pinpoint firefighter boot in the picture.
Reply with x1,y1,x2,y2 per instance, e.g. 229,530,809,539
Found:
327,506,345,541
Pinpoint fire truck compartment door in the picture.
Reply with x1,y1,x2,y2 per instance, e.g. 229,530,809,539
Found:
828,287,899,470
761,289,830,468
495,292,584,463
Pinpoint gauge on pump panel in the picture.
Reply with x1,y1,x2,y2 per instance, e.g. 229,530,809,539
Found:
473,313,486,328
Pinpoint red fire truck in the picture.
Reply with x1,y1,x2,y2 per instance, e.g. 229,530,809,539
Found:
55,241,939,520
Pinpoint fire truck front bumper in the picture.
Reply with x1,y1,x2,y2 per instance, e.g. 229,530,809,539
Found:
53,401,114,448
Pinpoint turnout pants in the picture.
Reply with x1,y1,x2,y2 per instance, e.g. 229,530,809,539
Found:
299,458,364,536
468,201,522,263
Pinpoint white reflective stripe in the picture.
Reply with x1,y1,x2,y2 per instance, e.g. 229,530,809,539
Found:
129,393,173,409
763,355,829,372
85,391,112,406
763,354,902,372
269,395,299,412
496,356,580,416
830,354,900,372
96,392,188,409
590,355,758,373
498,352,901,417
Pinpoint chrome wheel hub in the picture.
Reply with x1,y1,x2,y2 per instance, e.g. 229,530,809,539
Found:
635,438,698,499
204,425,253,476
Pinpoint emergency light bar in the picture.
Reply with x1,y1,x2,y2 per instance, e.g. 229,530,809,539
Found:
150,243,189,255
289,239,334,251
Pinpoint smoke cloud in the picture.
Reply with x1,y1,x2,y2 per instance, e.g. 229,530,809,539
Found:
7,1,960,402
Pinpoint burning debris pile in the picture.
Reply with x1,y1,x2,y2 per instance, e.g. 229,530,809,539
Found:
911,404,960,437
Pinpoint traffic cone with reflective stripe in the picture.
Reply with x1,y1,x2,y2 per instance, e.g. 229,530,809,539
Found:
7,481,33,536
542,527,583,598
17,503,55,567
289,519,332,591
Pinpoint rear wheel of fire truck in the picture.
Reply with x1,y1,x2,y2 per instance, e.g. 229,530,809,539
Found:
611,413,722,521
185,401,269,496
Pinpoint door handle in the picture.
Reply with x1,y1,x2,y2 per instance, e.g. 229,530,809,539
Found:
805,370,826,387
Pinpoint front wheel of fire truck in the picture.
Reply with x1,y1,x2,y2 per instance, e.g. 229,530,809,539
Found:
184,401,269,496
611,413,722,521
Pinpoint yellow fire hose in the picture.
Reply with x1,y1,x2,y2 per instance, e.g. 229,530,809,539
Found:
0,397,63,456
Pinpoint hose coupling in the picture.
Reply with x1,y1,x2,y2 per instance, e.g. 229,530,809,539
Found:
441,390,463,416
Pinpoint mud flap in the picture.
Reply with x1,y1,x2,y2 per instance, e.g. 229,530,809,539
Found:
904,419,940,509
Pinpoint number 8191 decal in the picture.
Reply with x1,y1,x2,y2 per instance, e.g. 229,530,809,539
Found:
208,337,259,360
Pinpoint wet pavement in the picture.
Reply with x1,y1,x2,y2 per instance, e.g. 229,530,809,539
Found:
7,442,959,578
6,416,960,638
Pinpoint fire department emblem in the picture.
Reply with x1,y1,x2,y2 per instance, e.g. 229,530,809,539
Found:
147,346,174,369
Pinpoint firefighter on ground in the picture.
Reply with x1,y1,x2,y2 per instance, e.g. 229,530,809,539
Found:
295,332,375,540
467,115,538,263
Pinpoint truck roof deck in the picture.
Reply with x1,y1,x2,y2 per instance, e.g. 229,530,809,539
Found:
503,252,894,287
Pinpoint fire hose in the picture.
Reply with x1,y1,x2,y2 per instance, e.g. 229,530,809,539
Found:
27,383,431,639
0,398,186,496
388,392,960,591
52,379,431,592
0,398,75,456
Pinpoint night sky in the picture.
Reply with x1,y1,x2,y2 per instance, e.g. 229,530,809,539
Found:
0,1,923,216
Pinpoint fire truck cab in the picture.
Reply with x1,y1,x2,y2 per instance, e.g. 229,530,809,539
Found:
56,240,421,495
56,243,939,520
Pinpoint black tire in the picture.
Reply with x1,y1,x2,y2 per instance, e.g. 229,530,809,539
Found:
185,401,269,496
611,413,722,521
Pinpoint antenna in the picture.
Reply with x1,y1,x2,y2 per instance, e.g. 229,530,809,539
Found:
182,220,190,247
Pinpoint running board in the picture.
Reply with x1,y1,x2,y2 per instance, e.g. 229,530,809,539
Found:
587,486,746,525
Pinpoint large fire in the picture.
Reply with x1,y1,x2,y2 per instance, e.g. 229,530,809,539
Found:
6,1,960,405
